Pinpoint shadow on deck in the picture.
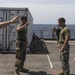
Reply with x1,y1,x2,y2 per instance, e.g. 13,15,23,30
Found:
32,40,49,54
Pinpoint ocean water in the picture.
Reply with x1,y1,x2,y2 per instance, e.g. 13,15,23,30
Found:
33,24,75,39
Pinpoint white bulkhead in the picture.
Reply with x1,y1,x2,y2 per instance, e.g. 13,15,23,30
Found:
0,7,33,52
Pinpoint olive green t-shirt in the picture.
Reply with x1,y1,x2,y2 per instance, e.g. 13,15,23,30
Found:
17,23,26,40
59,27,70,44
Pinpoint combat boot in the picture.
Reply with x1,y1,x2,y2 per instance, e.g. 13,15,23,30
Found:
20,68,29,73
58,71,64,75
15,69,20,75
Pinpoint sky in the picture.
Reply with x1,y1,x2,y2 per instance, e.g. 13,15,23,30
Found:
0,0,75,24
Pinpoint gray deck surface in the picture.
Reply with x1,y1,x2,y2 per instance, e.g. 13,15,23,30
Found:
0,40,75,75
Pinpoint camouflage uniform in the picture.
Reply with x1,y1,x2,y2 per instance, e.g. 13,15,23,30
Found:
59,27,70,75
15,23,27,70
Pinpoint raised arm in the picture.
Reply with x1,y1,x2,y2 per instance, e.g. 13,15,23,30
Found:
17,21,29,32
0,15,19,29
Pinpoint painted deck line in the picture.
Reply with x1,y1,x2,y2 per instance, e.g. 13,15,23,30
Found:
47,55,58,75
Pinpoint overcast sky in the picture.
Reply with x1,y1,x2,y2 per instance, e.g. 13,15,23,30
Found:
0,0,75,24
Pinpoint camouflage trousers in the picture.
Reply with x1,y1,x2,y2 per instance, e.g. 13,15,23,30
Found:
60,44,70,75
15,40,27,70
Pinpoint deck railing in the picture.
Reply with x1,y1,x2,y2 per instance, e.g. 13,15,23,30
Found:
33,30,75,39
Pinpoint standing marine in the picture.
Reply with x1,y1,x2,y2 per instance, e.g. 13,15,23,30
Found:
15,16,29,75
57,17,70,75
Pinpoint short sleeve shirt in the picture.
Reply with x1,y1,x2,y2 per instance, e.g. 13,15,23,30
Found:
59,27,70,43
17,23,26,40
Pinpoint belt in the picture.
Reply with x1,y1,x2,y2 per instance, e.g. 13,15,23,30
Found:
17,39,26,41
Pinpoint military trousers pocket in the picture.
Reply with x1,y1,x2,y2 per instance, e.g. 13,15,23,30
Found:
61,52,69,62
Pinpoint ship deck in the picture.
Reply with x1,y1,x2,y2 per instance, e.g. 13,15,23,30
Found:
0,40,75,75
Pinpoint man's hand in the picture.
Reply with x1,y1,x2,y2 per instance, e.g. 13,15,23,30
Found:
58,44,64,52
58,44,61,48
10,15,19,23
73,57,75,63
60,47,64,52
